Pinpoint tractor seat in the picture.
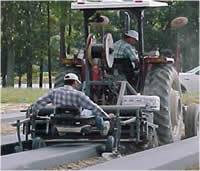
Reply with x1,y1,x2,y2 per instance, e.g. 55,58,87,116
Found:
55,106,80,115
38,107,54,116
37,106,80,117
52,108,95,120
52,106,80,120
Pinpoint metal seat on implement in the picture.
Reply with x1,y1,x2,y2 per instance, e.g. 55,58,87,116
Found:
51,107,97,135
52,106,96,120
52,106,81,120
37,107,54,116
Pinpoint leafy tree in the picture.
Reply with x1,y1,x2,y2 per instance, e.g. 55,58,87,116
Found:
1,1,198,89
1,2,17,87
143,1,199,71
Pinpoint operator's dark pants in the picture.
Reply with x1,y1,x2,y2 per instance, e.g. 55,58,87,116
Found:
113,58,135,85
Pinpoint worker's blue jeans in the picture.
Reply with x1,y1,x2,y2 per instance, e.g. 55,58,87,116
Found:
81,109,105,130
95,116,105,130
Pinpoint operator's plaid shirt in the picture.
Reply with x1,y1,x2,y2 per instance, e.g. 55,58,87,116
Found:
114,40,138,61
32,85,108,117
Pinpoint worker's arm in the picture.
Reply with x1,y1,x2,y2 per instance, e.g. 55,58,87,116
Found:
79,93,113,119
32,91,53,115
125,45,139,62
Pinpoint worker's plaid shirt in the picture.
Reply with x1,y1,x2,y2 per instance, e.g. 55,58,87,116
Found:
114,40,138,61
32,85,108,117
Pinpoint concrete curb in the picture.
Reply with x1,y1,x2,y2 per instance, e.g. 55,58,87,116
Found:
1,143,101,170
85,136,199,170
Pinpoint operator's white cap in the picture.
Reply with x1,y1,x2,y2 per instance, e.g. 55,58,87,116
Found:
125,30,139,41
64,73,81,84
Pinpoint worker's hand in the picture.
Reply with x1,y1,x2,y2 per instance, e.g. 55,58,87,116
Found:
108,113,115,119
134,59,140,69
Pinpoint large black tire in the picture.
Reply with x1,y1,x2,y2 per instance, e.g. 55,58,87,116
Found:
146,127,159,149
184,103,199,138
144,64,184,145
54,66,82,88
105,135,115,152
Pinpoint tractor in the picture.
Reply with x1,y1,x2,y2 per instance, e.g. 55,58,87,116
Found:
13,0,199,154
55,0,183,147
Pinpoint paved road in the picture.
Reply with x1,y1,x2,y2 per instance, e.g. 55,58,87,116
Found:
1,112,28,145
1,112,25,122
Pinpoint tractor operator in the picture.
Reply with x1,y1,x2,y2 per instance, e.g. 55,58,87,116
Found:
32,73,115,136
113,30,139,85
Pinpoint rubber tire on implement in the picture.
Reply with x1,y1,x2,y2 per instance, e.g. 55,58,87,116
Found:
184,103,199,138
144,64,184,145
105,135,115,152
146,127,159,149
32,137,46,149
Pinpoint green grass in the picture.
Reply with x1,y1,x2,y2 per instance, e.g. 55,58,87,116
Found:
1,88,49,104
0,88,199,105
182,93,199,105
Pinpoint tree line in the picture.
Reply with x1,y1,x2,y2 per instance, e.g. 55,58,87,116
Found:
1,1,199,88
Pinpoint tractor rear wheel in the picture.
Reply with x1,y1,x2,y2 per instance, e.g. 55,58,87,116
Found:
144,64,184,145
54,66,82,88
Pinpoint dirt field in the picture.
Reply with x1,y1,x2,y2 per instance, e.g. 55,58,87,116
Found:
47,156,106,170
1,103,30,114
1,123,17,135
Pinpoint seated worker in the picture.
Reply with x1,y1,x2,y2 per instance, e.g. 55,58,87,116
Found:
32,73,115,136
113,30,139,85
